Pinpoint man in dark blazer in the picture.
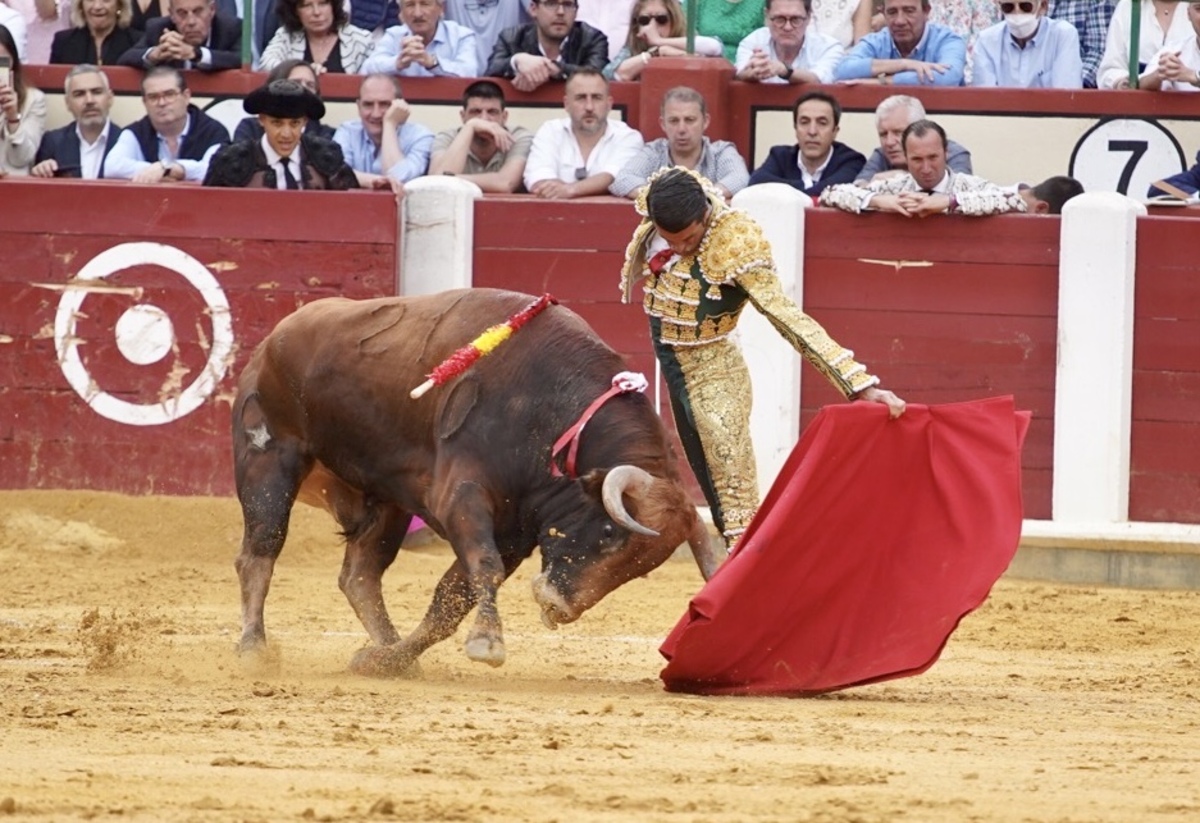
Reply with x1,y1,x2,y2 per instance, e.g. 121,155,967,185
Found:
118,0,242,71
204,80,357,190
31,65,122,179
748,90,865,198
485,0,607,92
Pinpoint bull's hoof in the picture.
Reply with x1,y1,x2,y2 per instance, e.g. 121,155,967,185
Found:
349,644,422,678
464,634,506,668
236,638,281,676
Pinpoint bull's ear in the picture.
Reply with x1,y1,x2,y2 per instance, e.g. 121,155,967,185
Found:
578,468,607,498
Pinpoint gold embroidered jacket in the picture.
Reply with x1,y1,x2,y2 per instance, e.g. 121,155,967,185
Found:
620,201,879,398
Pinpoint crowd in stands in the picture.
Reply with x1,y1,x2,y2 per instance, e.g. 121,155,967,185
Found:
0,0,1196,200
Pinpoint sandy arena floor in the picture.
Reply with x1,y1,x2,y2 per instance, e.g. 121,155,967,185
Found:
1,489,1198,823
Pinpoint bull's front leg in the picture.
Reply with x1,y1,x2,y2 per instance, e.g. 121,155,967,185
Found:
441,480,508,666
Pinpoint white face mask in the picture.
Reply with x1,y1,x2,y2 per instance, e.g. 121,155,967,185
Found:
1005,12,1039,39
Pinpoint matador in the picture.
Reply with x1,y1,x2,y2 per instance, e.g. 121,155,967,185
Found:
619,167,906,546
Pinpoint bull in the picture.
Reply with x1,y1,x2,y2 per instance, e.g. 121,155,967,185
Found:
232,288,717,675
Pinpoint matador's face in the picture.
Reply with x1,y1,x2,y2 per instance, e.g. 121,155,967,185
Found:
654,207,711,257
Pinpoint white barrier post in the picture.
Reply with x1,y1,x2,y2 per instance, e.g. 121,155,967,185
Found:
730,183,809,494
400,177,483,295
1053,192,1145,522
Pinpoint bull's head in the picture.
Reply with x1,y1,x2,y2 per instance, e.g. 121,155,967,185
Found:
532,465,720,629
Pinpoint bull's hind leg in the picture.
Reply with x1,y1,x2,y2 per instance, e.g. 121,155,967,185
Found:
233,400,310,654
336,503,411,648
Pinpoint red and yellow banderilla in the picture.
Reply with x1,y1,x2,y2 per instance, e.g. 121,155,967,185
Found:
410,293,558,399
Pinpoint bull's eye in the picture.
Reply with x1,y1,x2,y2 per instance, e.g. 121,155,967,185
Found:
602,523,615,540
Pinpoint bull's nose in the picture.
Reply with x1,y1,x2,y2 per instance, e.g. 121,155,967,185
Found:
531,573,576,628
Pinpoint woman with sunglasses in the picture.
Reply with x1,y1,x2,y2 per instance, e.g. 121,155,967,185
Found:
604,0,724,82
0,23,46,177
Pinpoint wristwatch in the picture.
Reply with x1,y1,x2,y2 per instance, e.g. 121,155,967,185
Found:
778,65,794,81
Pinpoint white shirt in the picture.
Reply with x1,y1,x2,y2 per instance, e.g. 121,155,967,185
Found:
0,6,28,61
798,146,834,190
1098,0,1192,89
1143,37,1200,92
261,135,304,189
78,120,111,180
578,0,636,60
523,116,645,190
735,26,845,84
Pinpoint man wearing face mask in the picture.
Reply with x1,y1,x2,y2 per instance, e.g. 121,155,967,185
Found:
972,0,1082,87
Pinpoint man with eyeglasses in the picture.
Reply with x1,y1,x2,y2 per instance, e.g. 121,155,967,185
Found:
523,67,643,198
118,0,242,71
360,0,482,77
972,0,1082,88
102,66,229,183
1048,0,1115,88
486,0,609,92
735,0,844,85
834,0,965,85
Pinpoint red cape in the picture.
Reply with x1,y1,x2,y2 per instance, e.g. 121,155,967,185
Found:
659,396,1030,696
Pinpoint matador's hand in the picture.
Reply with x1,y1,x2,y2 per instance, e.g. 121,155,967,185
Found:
856,386,906,418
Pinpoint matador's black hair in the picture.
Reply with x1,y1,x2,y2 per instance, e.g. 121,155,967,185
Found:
646,168,708,233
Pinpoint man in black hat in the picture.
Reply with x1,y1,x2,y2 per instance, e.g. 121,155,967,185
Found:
203,79,358,190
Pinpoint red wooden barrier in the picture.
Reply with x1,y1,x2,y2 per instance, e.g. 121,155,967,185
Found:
0,180,401,495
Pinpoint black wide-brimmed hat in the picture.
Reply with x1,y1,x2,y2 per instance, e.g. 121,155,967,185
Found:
244,79,325,120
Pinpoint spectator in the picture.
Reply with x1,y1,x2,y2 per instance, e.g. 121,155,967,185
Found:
735,0,844,85
0,4,27,59
486,0,608,92
102,66,228,182
855,93,971,183
260,0,373,74
605,0,724,82
1148,150,1200,198
350,0,399,37
579,0,634,60
428,79,532,193
748,90,863,197
1140,1,1200,92
360,0,479,77
204,79,358,189
1015,174,1083,213
695,0,765,63
611,85,748,200
31,64,120,178
5,0,69,64
333,73,433,188
928,0,998,82
234,58,335,142
1099,0,1191,89
130,0,160,31
0,23,44,176
1049,0,1115,88
118,0,241,71
50,0,139,65
443,0,527,72
972,0,1082,88
523,67,643,198
820,119,1025,216
810,0,872,47
834,0,965,85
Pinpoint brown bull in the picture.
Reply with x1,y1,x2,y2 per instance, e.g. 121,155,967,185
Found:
232,288,716,675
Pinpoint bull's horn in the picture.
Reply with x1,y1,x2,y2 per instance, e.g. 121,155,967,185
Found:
601,465,660,537
688,514,724,581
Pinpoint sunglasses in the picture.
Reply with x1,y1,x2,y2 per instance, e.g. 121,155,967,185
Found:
999,1,1035,12
637,13,669,26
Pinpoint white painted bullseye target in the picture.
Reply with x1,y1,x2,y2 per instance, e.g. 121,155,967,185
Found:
54,242,235,426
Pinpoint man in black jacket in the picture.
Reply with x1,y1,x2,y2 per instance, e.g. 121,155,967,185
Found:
748,90,865,198
118,0,242,71
204,80,358,190
31,65,122,180
101,66,230,183
485,0,607,92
